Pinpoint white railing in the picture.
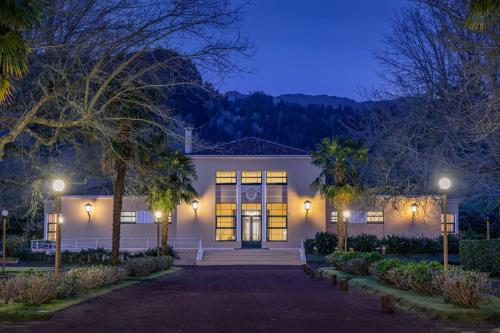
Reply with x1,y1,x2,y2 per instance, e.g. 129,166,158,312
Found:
31,238,200,252
299,238,306,261
196,239,204,261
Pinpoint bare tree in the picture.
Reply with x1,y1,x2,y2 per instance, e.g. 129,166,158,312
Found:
345,0,499,204
0,0,251,257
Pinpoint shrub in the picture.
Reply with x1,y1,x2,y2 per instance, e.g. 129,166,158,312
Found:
6,272,58,306
433,267,491,307
383,261,442,294
125,256,174,277
460,239,500,274
57,266,127,298
5,235,30,258
369,258,403,282
326,251,383,276
304,232,338,255
348,234,379,252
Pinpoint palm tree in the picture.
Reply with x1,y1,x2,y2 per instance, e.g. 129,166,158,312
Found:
466,0,498,31
0,0,45,103
147,151,198,255
310,138,367,251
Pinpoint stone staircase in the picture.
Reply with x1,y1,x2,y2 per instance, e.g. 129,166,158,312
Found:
196,249,305,266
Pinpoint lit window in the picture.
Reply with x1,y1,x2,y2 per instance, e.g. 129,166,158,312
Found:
267,203,287,241
216,203,236,241
120,211,136,224
266,171,287,184
367,211,384,223
242,171,262,184
330,211,349,223
441,214,456,234
216,171,236,184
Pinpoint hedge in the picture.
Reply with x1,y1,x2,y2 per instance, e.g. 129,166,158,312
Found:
460,239,500,274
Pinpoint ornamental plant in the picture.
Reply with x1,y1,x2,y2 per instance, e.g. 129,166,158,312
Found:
433,267,490,307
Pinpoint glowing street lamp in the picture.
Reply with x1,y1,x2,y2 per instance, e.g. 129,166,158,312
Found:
410,203,417,222
2,209,8,274
343,210,351,252
438,177,452,271
52,178,65,278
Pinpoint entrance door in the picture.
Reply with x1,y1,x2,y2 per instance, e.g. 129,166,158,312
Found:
242,213,261,248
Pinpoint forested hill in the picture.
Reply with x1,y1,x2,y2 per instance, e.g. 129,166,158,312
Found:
175,91,367,150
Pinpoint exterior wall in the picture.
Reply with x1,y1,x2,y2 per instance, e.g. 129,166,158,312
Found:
175,156,325,249
325,197,460,238
44,196,176,246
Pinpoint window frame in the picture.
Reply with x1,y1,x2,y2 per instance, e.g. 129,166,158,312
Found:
366,211,384,224
215,203,237,242
241,171,262,185
215,171,237,185
266,203,288,242
266,171,287,185
46,213,58,241
120,211,137,224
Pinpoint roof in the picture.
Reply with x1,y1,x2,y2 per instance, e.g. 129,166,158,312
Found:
191,137,309,156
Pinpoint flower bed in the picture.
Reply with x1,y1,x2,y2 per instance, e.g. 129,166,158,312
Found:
325,251,382,275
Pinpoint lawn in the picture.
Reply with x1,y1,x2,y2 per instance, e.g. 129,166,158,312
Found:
0,267,182,321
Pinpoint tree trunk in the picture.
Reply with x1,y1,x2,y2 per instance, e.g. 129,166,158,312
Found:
337,210,345,251
111,156,127,265
161,212,170,256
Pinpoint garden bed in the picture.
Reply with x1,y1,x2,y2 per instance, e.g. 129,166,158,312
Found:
0,267,182,321
317,267,370,280
350,277,500,322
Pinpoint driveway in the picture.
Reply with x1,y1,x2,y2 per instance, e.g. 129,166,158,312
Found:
2,266,490,333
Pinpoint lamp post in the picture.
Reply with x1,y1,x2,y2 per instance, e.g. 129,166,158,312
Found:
343,210,351,252
52,179,65,278
486,217,490,240
438,177,451,271
2,209,8,274
154,211,162,257
304,200,311,220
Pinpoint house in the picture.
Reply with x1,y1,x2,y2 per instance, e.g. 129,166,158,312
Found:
35,130,459,265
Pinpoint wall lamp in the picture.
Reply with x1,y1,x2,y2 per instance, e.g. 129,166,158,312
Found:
410,203,417,223
192,200,199,216
85,203,93,221
304,200,312,219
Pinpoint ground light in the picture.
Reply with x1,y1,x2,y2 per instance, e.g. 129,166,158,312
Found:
438,177,452,271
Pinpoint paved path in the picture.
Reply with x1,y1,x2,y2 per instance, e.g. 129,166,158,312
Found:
3,266,490,333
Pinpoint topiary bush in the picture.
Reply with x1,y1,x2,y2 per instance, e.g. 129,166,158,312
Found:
304,232,338,255
433,267,490,307
57,266,127,298
460,239,500,274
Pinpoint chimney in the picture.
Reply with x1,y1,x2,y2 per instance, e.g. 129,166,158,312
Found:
184,127,193,154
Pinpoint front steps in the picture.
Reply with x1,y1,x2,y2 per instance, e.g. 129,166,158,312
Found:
196,249,305,266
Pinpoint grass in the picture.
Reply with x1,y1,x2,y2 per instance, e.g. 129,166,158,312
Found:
350,277,500,322
0,267,182,322
317,267,370,280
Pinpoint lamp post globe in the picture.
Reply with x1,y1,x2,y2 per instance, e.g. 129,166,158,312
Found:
438,177,451,191
52,179,65,192
343,210,351,219
1,210,8,217
154,210,163,220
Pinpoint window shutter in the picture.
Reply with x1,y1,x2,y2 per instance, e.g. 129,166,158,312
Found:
136,211,153,224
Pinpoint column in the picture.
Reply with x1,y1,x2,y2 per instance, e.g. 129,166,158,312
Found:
236,171,241,243
261,170,267,245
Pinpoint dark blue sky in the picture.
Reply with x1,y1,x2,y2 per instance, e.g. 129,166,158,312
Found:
219,0,402,101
